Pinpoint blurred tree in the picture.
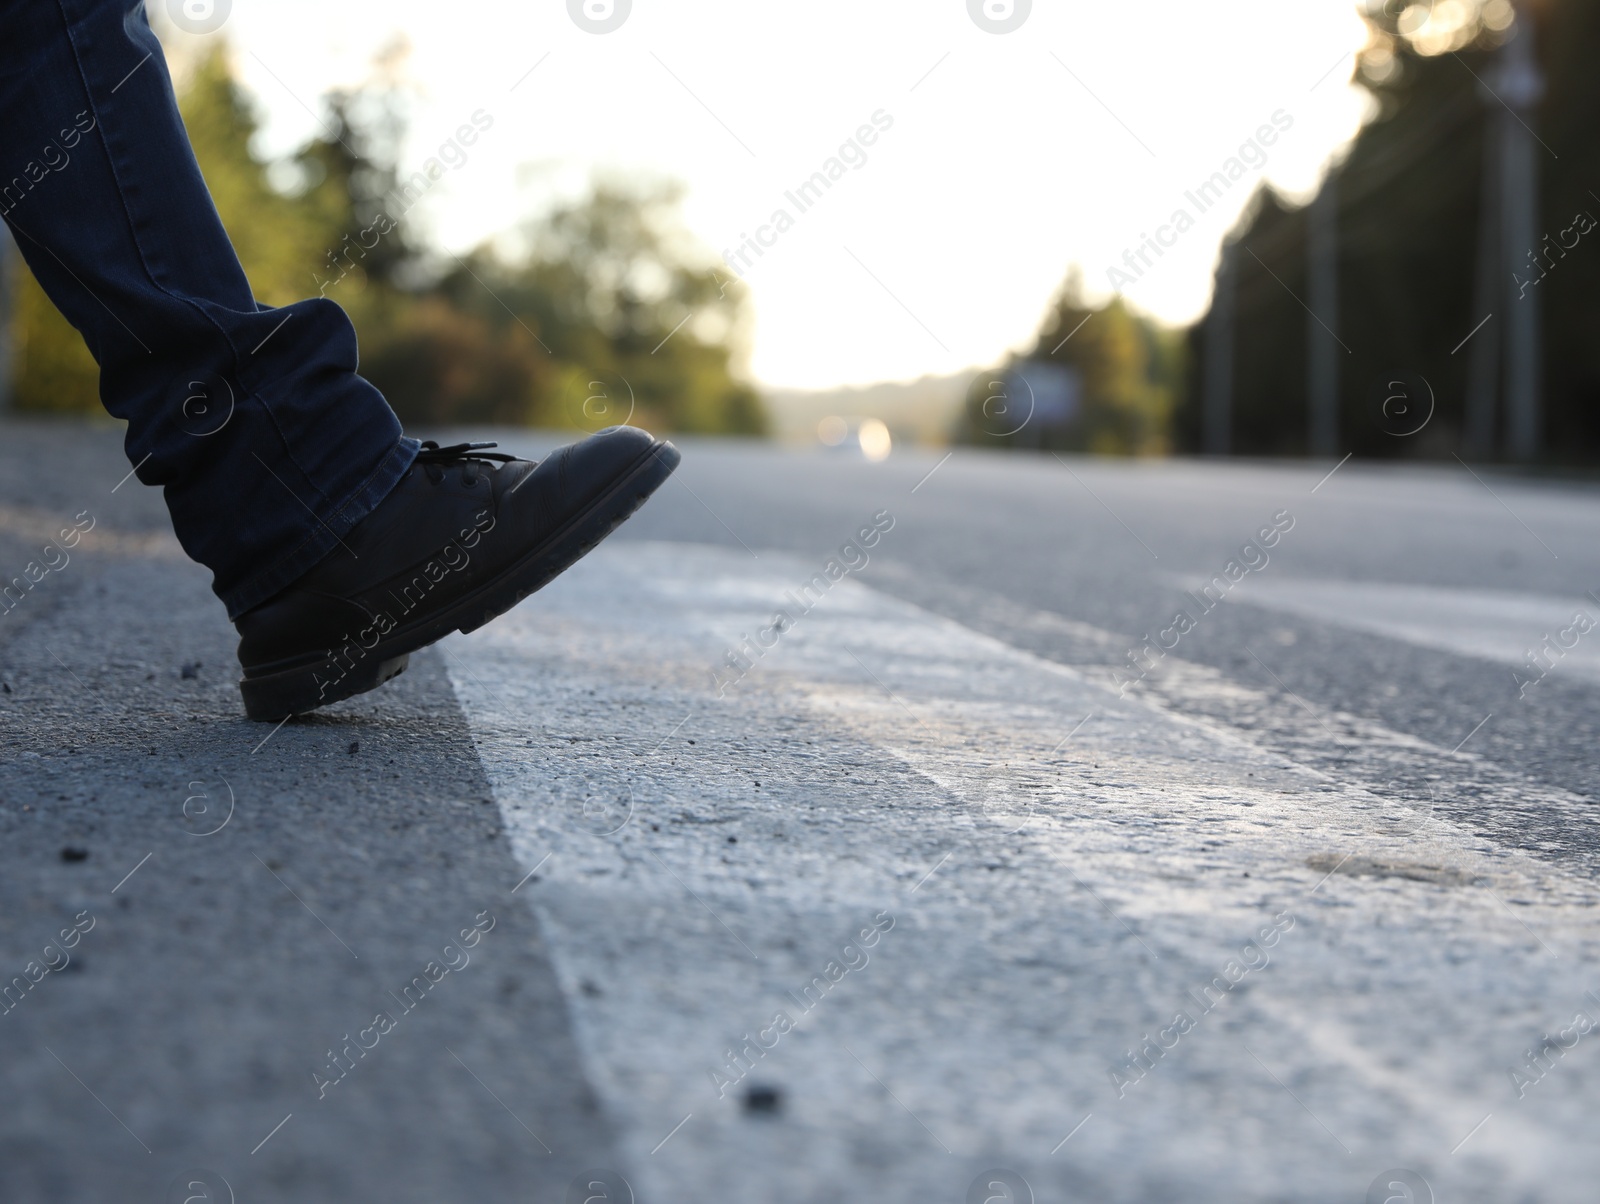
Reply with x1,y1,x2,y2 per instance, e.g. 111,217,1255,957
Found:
418,181,765,434
357,295,551,427
7,44,334,415
177,46,336,306
292,38,420,295
1179,0,1600,462
959,268,1178,454
10,273,100,416
7,43,766,438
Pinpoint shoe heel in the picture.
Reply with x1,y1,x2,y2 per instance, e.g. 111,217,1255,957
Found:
240,652,410,722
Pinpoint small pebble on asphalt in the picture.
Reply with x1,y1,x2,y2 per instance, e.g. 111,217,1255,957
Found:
743,1084,783,1115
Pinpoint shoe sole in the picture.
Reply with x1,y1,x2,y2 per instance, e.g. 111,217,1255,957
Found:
239,438,681,722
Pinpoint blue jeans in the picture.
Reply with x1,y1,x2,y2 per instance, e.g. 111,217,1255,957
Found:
0,0,416,617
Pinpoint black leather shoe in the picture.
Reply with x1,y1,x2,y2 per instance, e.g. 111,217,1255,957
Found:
235,427,680,720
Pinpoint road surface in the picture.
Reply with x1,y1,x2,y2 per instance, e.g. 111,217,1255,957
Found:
2,418,1598,1203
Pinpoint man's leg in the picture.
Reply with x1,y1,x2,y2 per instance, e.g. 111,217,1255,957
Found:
0,0,415,616
1,0,681,720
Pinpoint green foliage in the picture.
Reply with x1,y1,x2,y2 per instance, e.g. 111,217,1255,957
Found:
8,46,340,415
354,294,552,427
406,181,765,435
178,48,336,307
6,45,765,438
10,270,101,416
959,269,1179,455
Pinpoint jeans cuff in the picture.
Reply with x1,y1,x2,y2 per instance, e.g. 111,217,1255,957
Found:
218,436,421,619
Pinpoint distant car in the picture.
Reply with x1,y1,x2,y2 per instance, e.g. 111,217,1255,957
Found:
817,416,892,461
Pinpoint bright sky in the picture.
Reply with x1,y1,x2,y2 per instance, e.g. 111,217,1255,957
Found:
173,0,1376,390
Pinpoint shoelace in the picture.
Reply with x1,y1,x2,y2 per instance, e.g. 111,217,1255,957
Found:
414,440,518,486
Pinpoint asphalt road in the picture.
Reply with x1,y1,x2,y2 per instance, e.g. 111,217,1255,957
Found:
3,417,1598,1203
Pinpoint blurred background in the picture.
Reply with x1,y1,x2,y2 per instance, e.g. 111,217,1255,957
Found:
0,0,1594,464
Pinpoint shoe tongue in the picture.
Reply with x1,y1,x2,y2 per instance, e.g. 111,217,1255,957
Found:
335,462,496,572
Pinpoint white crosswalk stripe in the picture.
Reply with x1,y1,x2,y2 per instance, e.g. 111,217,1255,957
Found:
447,542,1600,1204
